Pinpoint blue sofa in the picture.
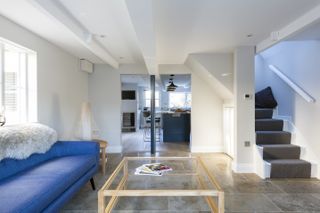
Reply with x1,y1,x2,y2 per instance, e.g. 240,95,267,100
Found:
0,141,99,213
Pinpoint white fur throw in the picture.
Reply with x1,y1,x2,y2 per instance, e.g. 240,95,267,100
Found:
0,123,58,161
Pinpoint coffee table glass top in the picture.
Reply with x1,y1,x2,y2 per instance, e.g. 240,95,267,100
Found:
98,157,224,213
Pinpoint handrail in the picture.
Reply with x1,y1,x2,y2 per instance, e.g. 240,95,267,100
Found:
268,65,316,103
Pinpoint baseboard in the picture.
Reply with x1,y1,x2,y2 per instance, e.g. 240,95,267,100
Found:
106,145,122,153
191,145,224,153
232,162,254,173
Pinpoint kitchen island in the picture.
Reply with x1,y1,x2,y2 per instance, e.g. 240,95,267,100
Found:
162,112,191,143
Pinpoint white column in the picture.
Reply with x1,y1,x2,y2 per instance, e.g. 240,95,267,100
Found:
233,46,255,173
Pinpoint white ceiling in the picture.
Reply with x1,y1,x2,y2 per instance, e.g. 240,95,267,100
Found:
0,0,319,67
58,0,144,64
0,0,104,63
154,0,320,64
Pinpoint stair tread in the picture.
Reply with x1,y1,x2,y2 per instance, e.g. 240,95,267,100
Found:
268,159,311,178
259,144,299,148
255,119,282,121
255,109,273,119
255,108,274,111
255,119,284,131
256,131,290,134
268,159,310,165
261,144,301,160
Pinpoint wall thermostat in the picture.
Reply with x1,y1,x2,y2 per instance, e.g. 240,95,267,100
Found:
244,94,253,100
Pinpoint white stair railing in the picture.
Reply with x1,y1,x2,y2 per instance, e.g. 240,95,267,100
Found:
268,65,316,103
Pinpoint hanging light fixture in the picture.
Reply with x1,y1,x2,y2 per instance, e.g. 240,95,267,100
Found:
166,75,178,92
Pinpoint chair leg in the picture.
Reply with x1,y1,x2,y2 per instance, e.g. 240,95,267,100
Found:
90,178,96,190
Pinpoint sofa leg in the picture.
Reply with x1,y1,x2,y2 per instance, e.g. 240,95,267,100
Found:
90,178,96,190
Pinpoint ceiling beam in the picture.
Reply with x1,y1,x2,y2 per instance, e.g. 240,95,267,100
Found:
28,0,119,68
125,0,160,80
256,4,320,53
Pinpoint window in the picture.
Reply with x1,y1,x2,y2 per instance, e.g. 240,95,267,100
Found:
144,90,160,107
169,92,191,108
0,38,37,124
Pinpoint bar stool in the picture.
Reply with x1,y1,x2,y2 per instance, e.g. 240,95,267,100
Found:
144,117,161,142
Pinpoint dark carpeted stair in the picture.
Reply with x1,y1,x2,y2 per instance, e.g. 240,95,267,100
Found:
267,159,311,178
255,108,273,119
255,108,311,178
256,131,291,145
255,119,283,131
261,144,300,160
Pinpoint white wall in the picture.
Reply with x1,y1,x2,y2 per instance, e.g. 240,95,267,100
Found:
256,41,320,177
191,72,223,152
0,15,88,139
89,64,122,152
89,63,225,153
185,55,233,100
189,53,234,93
233,46,255,172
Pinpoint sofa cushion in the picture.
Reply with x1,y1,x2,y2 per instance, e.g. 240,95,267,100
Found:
0,155,96,213
0,141,99,181
255,86,278,108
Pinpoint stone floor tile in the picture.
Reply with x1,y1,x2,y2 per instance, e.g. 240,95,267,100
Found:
270,180,320,193
265,193,320,211
168,197,210,211
225,193,282,212
113,197,168,211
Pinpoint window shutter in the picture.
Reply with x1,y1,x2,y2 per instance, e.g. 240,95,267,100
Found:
4,72,17,111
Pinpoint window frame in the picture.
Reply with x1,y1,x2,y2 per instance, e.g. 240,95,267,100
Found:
144,90,160,108
168,92,192,109
0,37,37,124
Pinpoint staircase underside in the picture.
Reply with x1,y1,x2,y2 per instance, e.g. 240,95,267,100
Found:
255,108,311,178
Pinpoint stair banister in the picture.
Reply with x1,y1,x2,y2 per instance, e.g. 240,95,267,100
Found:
268,65,316,103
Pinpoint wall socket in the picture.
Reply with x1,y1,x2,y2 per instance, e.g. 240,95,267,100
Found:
244,141,251,147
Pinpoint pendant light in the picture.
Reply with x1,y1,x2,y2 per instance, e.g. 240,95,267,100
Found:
166,75,178,91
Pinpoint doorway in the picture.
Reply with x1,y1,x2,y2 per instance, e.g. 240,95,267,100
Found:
223,105,235,158
120,74,192,154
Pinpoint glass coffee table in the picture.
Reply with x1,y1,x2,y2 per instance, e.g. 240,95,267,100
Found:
98,156,224,213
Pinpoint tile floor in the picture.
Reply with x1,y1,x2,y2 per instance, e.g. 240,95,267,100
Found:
121,131,190,153
62,151,320,213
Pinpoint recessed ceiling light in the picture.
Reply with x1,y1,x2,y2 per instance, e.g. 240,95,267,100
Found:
93,34,106,38
221,73,232,77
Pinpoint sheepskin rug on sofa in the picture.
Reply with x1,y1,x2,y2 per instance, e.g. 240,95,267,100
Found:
0,123,57,161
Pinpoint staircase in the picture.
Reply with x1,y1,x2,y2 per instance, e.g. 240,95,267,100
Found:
255,108,311,178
